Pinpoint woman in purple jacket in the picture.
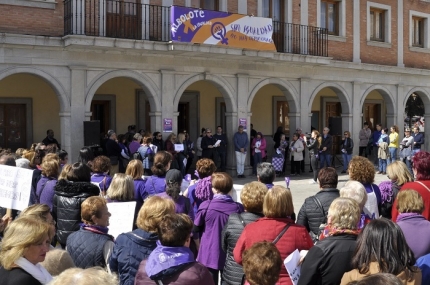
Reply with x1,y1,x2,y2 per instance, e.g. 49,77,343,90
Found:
396,190,430,259
90,155,112,196
37,153,60,210
144,151,172,196
125,159,147,204
194,172,244,285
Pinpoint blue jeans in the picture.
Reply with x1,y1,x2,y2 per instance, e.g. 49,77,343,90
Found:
342,153,352,171
388,147,397,165
320,153,332,168
253,152,262,174
403,157,413,175
379,158,387,173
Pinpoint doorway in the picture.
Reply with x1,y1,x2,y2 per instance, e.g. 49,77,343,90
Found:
0,104,27,150
178,102,190,134
91,100,111,135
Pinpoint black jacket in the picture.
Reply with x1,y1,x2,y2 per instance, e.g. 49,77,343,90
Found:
320,135,333,155
306,139,319,156
298,234,357,285
0,267,41,285
340,138,354,155
221,212,264,285
53,179,100,246
296,189,340,236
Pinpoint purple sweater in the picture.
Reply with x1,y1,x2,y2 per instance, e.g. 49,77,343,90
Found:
194,194,244,270
91,173,112,192
36,176,57,210
144,175,166,196
134,178,147,202
397,213,430,259
156,192,194,222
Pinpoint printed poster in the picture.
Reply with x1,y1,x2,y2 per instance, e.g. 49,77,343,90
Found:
239,118,247,131
170,6,276,51
163,118,173,133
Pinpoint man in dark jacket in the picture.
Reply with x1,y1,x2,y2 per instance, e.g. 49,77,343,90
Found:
105,129,122,175
319,127,333,168
201,128,220,166
213,126,228,172
413,126,424,156
296,167,340,242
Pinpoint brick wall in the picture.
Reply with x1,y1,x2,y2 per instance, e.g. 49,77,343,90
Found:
292,0,300,24
403,0,430,69
0,3,64,37
229,0,238,14
308,0,317,27
248,0,258,16
327,0,353,61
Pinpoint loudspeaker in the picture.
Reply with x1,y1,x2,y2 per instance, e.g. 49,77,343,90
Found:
84,121,101,146
328,117,342,136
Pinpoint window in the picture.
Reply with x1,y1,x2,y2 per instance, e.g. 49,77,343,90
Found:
412,17,425,47
200,0,219,10
370,8,385,41
262,0,284,22
320,1,339,35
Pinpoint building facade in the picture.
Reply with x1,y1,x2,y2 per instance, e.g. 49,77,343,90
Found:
1,0,430,174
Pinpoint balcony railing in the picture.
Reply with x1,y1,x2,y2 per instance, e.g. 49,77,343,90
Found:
64,1,328,57
272,21,328,57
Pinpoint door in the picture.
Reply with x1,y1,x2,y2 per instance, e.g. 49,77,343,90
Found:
276,101,290,135
106,0,141,39
0,104,26,151
178,102,189,134
325,102,341,154
363,103,381,131
91,100,111,135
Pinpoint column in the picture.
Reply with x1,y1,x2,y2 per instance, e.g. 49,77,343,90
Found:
299,78,310,167
395,85,403,132
424,113,430,151
225,111,239,176
353,0,361,63
397,0,404,67
70,66,87,161
160,70,176,140
236,74,252,175
149,112,162,137
59,112,72,161
351,81,362,156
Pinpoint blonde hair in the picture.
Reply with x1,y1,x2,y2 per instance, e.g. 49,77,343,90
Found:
386,161,414,186
125,159,144,179
240,182,268,213
20,204,51,222
328,198,361,230
136,196,175,232
81,196,107,225
0,217,51,270
263,186,294,218
396,190,424,214
106,173,134,201
49,267,118,285
340,180,368,210
58,164,72,180
177,133,185,143
41,153,60,177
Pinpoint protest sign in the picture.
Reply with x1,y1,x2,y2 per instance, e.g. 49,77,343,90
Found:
284,249,301,285
107,201,136,239
0,165,33,211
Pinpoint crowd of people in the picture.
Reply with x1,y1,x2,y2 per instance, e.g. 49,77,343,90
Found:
0,124,429,285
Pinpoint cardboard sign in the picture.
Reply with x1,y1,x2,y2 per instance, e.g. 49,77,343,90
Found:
107,201,137,239
0,165,33,211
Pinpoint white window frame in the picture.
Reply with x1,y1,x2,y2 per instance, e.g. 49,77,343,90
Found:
367,2,391,44
409,10,430,49
317,0,346,39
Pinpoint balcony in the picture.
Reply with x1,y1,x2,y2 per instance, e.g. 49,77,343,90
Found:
64,0,328,57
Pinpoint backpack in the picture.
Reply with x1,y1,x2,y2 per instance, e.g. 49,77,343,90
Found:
133,151,142,161
135,146,154,162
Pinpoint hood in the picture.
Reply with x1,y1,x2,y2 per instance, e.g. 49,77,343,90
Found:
126,229,159,247
54,179,100,197
145,242,194,280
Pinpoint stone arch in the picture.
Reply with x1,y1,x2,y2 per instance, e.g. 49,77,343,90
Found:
173,73,236,113
403,87,430,108
309,82,351,114
361,85,396,115
247,78,299,113
0,66,70,112
85,70,161,112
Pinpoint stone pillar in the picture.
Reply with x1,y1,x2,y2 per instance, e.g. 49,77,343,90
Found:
149,112,162,136
236,74,252,176
424,113,430,151
225,111,238,176
351,81,362,156
160,70,176,140
70,66,87,161
394,85,403,132
353,0,361,63
59,112,72,161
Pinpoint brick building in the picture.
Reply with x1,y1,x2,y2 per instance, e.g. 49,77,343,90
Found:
0,0,429,174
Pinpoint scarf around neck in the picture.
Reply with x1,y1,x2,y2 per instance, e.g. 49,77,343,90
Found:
15,257,53,284
81,223,110,234
145,242,194,279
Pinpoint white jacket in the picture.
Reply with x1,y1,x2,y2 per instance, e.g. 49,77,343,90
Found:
290,139,304,161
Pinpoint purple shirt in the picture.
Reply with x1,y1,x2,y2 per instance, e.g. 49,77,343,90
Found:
36,176,57,210
134,178,147,202
129,141,141,155
144,175,166,196
156,192,194,222
91,173,112,192
397,213,430,259
194,194,244,270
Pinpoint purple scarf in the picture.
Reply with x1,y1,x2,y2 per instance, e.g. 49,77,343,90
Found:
195,176,213,201
81,223,109,234
145,241,195,278
213,193,233,201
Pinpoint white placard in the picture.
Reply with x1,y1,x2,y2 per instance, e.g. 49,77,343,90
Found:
0,165,33,211
214,140,221,147
107,201,136,239
284,249,301,285
174,144,184,151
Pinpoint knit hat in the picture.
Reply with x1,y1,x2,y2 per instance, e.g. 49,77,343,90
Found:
166,169,182,185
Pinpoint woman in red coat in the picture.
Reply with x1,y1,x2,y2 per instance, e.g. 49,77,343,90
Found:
234,186,313,285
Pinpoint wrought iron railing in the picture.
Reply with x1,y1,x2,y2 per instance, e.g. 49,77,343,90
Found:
272,21,328,57
64,1,328,57
64,0,170,41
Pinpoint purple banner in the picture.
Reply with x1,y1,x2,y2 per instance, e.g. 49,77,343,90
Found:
163,118,173,133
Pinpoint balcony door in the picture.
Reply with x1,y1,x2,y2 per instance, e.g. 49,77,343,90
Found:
106,0,141,39
263,0,285,51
